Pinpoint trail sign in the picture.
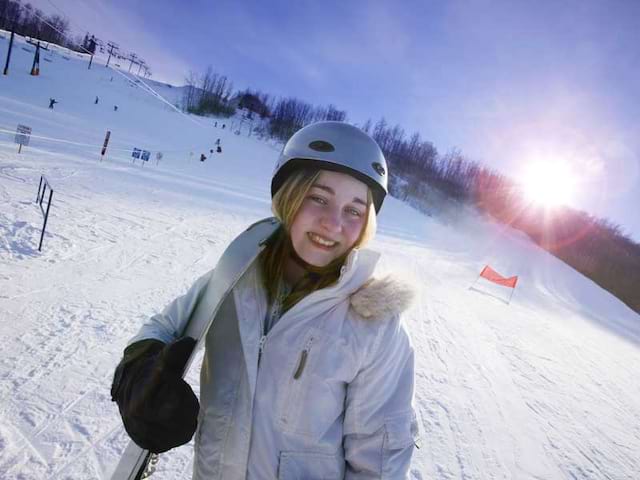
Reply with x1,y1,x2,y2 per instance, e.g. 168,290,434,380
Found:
141,150,150,161
15,124,32,145
15,124,32,153
132,148,141,159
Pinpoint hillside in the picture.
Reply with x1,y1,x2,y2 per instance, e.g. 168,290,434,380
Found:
1,32,639,479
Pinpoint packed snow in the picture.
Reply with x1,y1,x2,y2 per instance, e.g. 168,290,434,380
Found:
1,31,639,479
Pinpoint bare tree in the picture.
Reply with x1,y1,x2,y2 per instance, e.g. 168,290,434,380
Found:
182,67,235,117
268,97,315,141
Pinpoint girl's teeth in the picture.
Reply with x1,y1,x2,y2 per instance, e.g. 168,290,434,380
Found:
309,233,335,247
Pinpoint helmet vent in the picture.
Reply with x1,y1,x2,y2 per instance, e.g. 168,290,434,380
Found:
308,140,335,152
372,162,386,176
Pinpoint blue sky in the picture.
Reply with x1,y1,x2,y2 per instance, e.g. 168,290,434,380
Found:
29,0,640,241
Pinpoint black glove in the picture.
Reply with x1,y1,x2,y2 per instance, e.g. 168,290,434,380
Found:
111,337,200,453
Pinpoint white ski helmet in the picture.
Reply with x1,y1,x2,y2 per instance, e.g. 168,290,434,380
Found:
271,121,388,213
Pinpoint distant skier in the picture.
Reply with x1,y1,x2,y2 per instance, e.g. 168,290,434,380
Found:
95,96,99,104
216,146,222,153
114,105,118,111
48,98,57,109
200,153,206,162
215,138,221,146
110,121,417,479
222,124,226,129
214,121,218,127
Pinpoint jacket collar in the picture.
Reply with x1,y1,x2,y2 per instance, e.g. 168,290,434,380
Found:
337,248,381,294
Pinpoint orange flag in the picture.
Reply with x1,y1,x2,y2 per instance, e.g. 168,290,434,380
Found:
480,265,518,288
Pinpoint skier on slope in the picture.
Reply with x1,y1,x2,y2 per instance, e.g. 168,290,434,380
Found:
111,121,420,479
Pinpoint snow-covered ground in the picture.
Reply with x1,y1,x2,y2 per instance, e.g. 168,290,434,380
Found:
1,32,639,479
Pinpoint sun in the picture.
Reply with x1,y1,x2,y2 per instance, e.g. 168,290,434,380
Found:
521,160,577,207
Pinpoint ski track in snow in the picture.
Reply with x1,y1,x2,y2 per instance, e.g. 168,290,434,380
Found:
0,189,247,476
1,36,640,479
0,154,251,478
373,237,640,480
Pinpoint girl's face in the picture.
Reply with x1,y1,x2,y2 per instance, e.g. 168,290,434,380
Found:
289,170,369,267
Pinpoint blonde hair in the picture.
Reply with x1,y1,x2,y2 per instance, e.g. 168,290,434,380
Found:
260,167,377,311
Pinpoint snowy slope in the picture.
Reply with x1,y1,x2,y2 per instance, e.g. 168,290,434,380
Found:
1,34,639,479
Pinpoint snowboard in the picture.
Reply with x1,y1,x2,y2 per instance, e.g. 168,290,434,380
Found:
109,217,280,479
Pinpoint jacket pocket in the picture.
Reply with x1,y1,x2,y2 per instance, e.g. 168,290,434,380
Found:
278,329,346,439
278,330,317,434
383,410,420,450
278,450,344,480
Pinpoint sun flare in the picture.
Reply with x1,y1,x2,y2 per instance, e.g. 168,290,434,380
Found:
521,161,576,208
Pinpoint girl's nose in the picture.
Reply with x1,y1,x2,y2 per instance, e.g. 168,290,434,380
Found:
320,208,341,233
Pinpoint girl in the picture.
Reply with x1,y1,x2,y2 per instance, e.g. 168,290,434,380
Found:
111,121,419,479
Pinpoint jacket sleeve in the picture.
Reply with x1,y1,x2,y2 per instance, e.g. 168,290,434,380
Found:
343,315,419,479
127,270,213,345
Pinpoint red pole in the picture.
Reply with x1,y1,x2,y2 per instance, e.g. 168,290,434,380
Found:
507,287,516,305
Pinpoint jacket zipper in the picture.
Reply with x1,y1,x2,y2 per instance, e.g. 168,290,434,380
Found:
258,335,267,366
258,280,289,367
293,337,314,379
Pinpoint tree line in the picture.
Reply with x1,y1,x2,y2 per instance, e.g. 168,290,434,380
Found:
182,70,346,140
0,0,80,50
183,64,640,316
365,116,640,313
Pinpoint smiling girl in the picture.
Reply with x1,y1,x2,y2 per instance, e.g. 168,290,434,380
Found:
111,121,419,479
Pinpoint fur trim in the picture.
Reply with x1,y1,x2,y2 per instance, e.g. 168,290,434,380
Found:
349,275,415,320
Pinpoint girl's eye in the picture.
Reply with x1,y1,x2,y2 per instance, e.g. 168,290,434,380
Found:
309,195,327,205
346,207,362,217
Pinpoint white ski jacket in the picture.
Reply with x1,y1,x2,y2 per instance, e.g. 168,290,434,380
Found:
130,242,419,479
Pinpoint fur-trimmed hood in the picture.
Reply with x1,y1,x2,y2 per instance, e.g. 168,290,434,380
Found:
349,275,415,320
333,248,414,322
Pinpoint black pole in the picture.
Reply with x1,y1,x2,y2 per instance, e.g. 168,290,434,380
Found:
100,130,111,161
38,188,53,251
88,54,93,69
36,176,43,202
31,39,41,75
106,43,115,68
3,27,15,75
